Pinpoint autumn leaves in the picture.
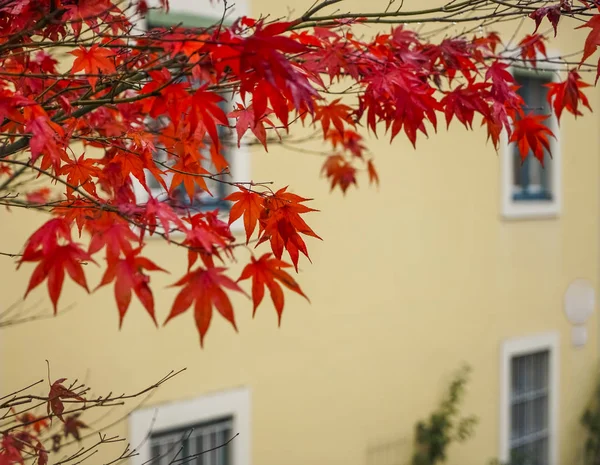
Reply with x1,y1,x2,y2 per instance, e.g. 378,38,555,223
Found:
7,0,600,347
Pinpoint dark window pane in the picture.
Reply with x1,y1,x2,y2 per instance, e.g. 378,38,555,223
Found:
509,350,551,465
511,72,554,202
150,417,233,465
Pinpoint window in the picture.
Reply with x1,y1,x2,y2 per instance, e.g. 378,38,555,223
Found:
150,416,233,465
500,332,559,465
144,104,233,213
501,68,561,219
133,3,250,224
128,387,251,465
512,73,553,202
509,351,550,465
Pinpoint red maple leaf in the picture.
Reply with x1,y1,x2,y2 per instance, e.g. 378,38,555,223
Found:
88,214,139,263
362,68,439,146
472,31,502,55
529,5,561,36
25,187,52,204
0,90,34,125
577,15,600,78
229,103,276,150
424,38,477,82
21,244,92,313
97,248,166,327
182,212,235,270
238,253,308,323
19,219,72,258
225,187,264,244
64,0,120,36
140,69,190,121
26,115,67,172
47,379,85,423
165,267,246,346
141,198,185,239
518,34,547,67
19,220,93,313
441,82,491,129
59,154,101,196
546,70,592,121
328,129,367,158
482,101,512,149
257,187,321,271
485,61,516,98
111,150,165,192
52,200,98,237
314,99,355,136
63,414,88,441
189,88,229,146
509,113,555,165
321,155,357,194
69,44,116,89
239,20,318,124
169,153,211,202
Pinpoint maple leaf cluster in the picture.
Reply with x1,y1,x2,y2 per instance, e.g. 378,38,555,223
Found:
0,378,87,465
0,370,182,465
0,0,598,345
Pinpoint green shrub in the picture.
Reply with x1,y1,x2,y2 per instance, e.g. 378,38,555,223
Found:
412,365,478,465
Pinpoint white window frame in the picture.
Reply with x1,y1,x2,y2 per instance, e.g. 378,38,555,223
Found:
129,387,251,465
132,0,251,232
143,0,249,18
500,54,562,220
499,331,559,465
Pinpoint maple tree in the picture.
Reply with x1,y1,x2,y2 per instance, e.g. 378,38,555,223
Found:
0,363,185,465
2,0,600,462
0,0,599,356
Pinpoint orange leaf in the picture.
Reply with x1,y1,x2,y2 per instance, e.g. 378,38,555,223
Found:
225,187,264,244
165,267,246,346
97,248,166,327
59,153,101,196
314,98,355,136
238,253,308,324
20,243,92,314
257,187,321,271
321,155,357,193
69,45,116,89
367,159,379,186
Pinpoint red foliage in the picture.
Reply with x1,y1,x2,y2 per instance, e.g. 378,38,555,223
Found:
47,379,85,423
238,253,308,323
166,266,246,346
510,114,555,166
0,0,596,346
529,5,561,36
518,34,547,67
546,70,593,121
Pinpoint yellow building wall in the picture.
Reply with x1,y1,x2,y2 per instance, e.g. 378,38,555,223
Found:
0,2,599,465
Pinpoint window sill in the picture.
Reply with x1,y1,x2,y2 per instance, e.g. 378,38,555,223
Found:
501,200,560,220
